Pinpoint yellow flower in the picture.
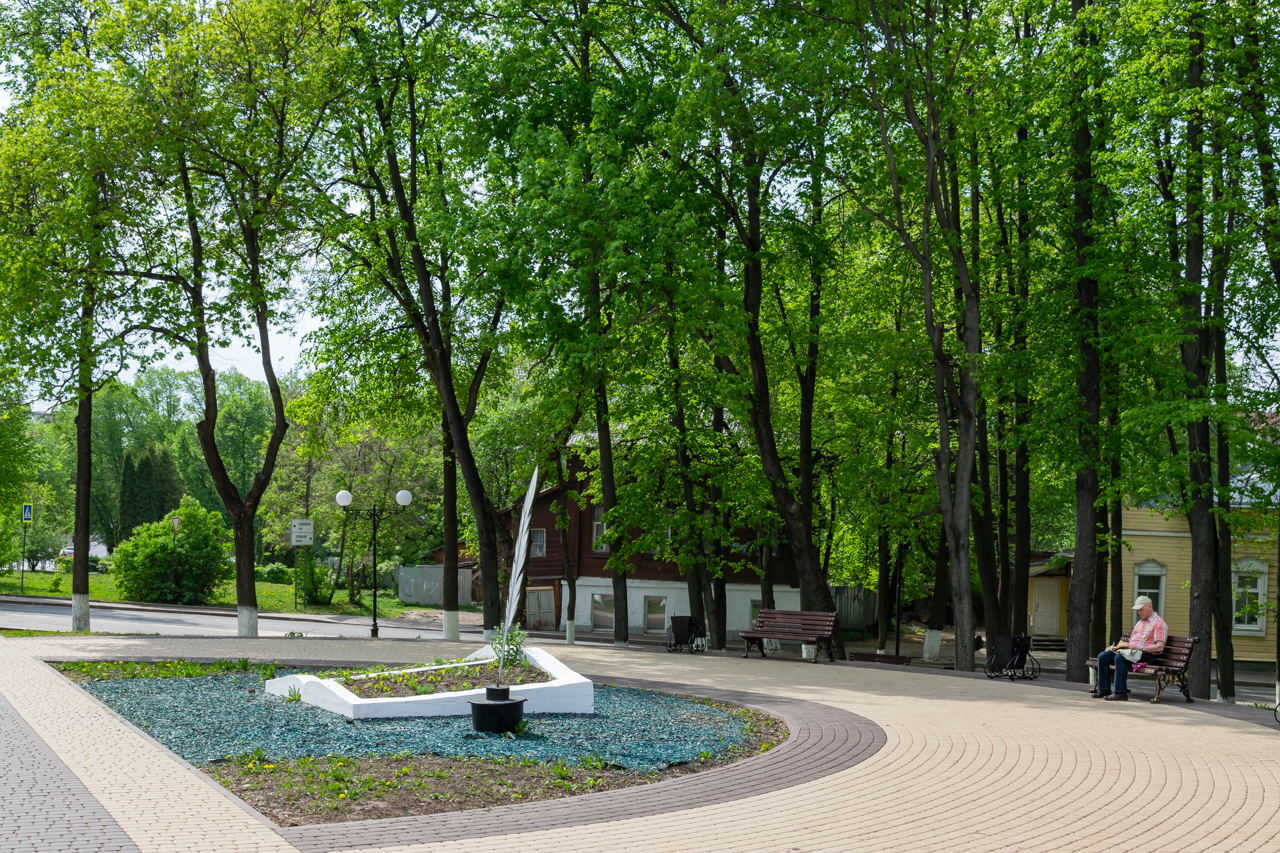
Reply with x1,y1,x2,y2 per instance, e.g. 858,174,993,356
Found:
338,794,345,799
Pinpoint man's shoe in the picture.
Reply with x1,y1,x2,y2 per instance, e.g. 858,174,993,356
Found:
1091,690,1111,698
1104,692,1129,701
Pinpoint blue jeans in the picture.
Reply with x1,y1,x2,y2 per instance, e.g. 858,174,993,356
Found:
1096,648,1156,693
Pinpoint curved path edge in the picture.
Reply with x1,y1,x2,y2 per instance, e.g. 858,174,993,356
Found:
281,674,886,853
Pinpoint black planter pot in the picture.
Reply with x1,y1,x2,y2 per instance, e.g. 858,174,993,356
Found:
469,685,527,733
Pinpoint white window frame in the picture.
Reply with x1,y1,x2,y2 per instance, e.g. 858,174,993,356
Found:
1133,559,1166,627
529,528,546,558
643,595,667,633
592,506,609,553
1231,559,1268,637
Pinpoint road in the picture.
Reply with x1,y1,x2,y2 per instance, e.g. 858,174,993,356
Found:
0,599,462,640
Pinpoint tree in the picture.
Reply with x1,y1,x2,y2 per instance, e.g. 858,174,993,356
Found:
0,0,152,630
112,495,233,605
112,0,347,635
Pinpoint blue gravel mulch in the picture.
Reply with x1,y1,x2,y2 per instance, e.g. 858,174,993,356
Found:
83,675,746,772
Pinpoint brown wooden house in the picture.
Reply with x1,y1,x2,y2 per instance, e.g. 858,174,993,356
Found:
498,480,801,637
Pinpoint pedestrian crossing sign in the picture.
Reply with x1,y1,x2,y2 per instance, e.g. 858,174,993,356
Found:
21,503,32,523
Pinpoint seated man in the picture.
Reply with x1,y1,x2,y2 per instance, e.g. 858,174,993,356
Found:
1093,595,1167,701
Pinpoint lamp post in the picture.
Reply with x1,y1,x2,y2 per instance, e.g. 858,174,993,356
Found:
336,488,412,638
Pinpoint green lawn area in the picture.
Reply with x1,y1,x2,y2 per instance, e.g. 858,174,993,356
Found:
0,570,417,620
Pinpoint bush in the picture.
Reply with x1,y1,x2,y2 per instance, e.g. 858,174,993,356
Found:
111,496,233,605
298,549,333,605
55,556,72,574
255,563,293,585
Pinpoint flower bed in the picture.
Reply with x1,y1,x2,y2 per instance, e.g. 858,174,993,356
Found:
338,660,549,698
265,646,592,718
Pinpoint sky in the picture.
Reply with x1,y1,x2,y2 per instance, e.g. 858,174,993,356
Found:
134,308,322,387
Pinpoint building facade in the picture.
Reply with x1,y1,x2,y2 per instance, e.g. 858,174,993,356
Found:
1028,507,1276,663
499,483,801,638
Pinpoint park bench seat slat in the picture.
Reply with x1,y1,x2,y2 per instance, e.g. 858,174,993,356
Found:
1086,631,1201,704
740,609,838,663
848,652,911,666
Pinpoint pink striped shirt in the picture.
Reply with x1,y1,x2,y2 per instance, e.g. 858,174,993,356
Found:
1130,613,1167,652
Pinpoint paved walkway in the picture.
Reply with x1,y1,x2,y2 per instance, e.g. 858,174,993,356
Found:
3,634,1280,852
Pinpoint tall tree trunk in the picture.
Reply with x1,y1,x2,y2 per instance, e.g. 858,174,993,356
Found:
72,330,92,633
1181,10,1214,700
1090,508,1108,656
1109,408,1124,644
1211,147,1237,702
1065,0,1101,681
1240,1,1280,287
759,528,776,611
973,402,1004,642
877,528,892,651
554,452,577,641
174,159,289,637
667,297,708,630
736,163,842,658
996,405,1012,631
594,374,626,646
1012,60,1033,636
928,527,950,631
442,414,460,640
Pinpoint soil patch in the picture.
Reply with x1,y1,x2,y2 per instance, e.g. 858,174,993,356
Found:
397,608,485,625
339,661,550,698
205,697,786,826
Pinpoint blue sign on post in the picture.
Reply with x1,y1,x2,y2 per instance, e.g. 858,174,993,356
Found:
21,503,32,523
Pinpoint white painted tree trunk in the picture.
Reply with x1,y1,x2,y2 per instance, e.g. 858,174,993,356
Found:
922,629,942,661
71,594,89,632
565,621,575,644
238,606,258,638
442,610,459,641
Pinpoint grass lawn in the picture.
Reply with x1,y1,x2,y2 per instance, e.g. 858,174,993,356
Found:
0,570,433,620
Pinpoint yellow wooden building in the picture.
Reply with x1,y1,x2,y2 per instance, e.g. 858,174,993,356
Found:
1027,507,1277,663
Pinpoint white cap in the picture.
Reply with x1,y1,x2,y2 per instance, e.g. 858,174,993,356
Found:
1132,595,1153,610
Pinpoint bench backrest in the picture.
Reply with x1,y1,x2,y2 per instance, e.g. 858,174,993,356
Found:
1117,631,1199,671
753,609,837,636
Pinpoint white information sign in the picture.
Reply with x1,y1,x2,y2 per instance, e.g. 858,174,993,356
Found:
290,518,314,546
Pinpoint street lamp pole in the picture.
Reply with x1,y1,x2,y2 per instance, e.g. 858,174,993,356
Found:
336,489,412,639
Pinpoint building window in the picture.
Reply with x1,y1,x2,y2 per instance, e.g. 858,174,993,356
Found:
1133,559,1166,624
529,528,546,558
592,593,614,630
1232,560,1267,636
593,506,609,553
644,596,667,633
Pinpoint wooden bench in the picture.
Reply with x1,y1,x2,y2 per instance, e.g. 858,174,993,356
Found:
849,652,911,666
1087,632,1200,703
740,609,838,663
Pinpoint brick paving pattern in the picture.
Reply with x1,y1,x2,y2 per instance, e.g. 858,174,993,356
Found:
0,637,299,853
282,675,884,852
6,635,1280,852
0,690,140,853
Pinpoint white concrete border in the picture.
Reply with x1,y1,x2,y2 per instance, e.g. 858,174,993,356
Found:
264,645,593,720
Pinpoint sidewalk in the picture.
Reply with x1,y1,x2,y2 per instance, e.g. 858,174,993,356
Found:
4,633,1280,852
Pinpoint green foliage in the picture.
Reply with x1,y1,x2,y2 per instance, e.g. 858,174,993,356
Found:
491,627,527,668
299,549,334,606
119,444,185,545
255,563,293,585
111,496,233,605
55,658,276,681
